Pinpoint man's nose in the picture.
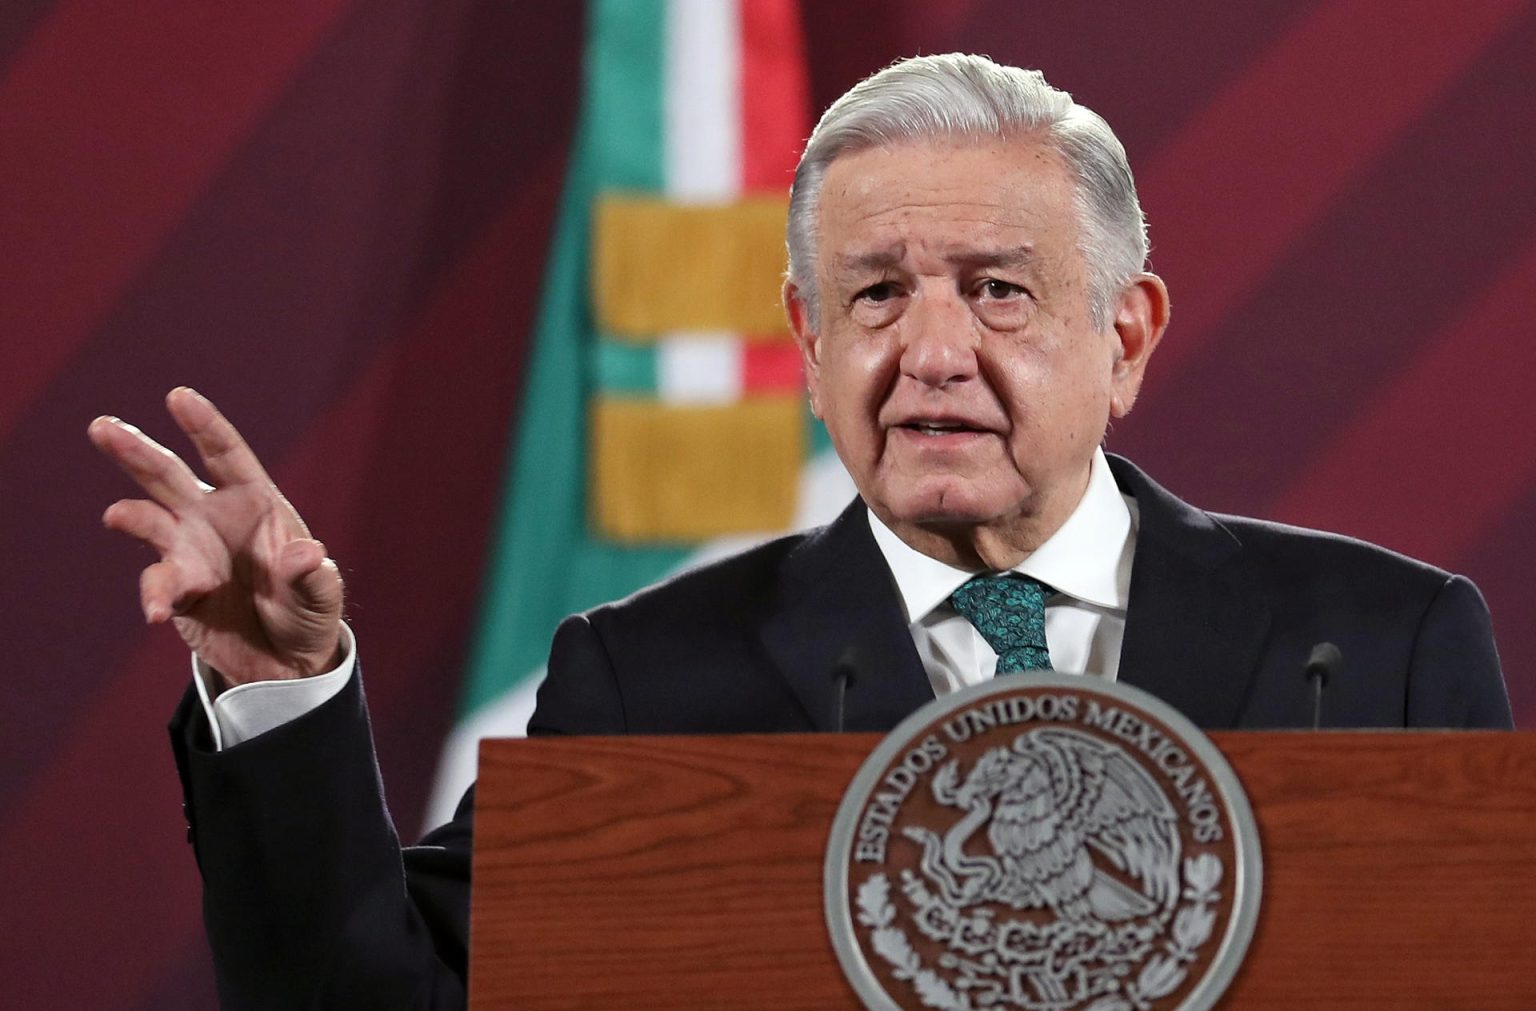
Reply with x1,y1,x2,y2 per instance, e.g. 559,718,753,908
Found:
900,288,979,388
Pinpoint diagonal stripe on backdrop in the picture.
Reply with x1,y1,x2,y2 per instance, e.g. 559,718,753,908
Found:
1111,4,1536,513
0,0,356,442
0,156,567,1007
1268,231,1536,567
0,0,578,808
0,0,53,75
0,632,204,1011
1138,0,1528,381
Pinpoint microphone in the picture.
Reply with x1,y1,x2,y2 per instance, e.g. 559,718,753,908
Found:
1303,642,1343,730
831,645,865,732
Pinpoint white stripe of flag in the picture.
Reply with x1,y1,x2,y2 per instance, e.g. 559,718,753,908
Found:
657,333,743,404
664,0,740,201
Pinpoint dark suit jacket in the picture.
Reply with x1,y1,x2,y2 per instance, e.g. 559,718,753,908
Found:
170,454,1512,1008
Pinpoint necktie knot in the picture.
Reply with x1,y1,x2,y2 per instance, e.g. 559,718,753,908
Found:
949,573,1054,674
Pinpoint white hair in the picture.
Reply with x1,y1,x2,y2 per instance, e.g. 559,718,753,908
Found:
786,53,1148,330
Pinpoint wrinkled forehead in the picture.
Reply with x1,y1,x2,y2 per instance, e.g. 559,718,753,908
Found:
814,137,1082,271
830,242,1042,276
814,125,1067,192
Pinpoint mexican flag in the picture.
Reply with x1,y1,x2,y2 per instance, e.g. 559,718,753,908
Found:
424,0,854,827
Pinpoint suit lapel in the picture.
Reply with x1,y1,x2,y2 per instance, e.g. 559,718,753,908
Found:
761,502,934,732
760,462,1268,732
1109,456,1271,729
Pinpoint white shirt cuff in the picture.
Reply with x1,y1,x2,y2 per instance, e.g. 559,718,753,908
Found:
192,623,356,750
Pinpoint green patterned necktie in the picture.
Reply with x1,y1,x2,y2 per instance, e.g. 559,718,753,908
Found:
948,574,1055,673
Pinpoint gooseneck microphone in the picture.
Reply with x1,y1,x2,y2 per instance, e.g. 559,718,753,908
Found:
830,645,866,732
1303,642,1343,730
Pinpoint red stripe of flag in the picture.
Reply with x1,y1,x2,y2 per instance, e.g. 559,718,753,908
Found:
742,339,803,393
0,0,356,442
737,0,810,192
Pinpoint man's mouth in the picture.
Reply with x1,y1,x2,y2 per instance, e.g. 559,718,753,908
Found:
900,420,984,436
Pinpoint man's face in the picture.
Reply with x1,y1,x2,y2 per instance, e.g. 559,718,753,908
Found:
788,137,1162,567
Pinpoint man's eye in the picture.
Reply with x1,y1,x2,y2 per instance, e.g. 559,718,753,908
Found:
856,282,900,303
977,279,1024,300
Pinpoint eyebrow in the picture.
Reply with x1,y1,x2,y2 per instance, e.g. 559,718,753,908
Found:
834,247,907,273
946,244,1037,270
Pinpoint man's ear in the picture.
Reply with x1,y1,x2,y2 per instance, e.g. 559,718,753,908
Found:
784,279,825,419
1108,272,1170,418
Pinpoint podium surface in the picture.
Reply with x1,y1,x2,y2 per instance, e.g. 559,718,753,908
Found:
472,731,1536,1009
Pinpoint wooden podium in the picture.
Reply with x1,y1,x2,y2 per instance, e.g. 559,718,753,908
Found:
471,732,1536,1009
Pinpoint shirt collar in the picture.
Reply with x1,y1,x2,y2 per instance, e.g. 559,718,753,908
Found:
867,447,1135,622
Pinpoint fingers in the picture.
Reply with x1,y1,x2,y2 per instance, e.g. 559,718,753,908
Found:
165,387,273,489
139,559,185,623
275,539,346,672
102,498,178,554
88,415,210,510
274,537,326,580
276,539,345,613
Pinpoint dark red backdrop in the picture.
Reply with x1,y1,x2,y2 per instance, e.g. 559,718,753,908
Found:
2,2,1532,1006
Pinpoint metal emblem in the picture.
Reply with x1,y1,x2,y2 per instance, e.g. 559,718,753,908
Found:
825,675,1261,1010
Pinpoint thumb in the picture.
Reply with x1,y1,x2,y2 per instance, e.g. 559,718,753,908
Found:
276,538,345,619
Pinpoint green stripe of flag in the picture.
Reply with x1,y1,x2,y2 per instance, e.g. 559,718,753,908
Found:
456,0,684,718
590,0,666,192
591,339,659,395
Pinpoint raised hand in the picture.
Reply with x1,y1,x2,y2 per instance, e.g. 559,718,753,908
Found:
89,387,344,694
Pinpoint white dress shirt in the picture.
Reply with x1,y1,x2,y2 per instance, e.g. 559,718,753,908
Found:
201,448,1137,747
866,447,1138,696
195,625,356,750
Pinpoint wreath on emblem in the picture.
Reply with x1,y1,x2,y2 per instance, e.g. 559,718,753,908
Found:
854,728,1224,1010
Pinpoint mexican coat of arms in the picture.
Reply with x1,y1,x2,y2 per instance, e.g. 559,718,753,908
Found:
825,675,1261,1011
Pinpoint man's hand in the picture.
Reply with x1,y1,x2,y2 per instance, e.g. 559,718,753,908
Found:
89,387,344,694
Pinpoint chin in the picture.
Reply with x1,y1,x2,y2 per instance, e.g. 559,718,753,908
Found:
879,480,1027,530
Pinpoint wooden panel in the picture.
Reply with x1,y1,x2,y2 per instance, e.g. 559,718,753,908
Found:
1217,731,1536,1008
472,733,865,1009
471,732,1536,1009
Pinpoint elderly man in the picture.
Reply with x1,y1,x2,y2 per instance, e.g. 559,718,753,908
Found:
91,54,1510,1008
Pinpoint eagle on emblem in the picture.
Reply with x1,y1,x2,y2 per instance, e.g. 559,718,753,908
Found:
905,727,1181,924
